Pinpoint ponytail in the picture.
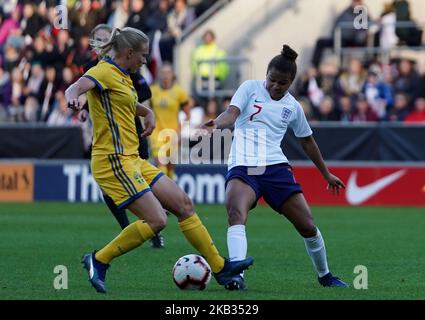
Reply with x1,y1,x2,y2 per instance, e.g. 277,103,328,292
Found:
267,44,298,80
90,27,149,59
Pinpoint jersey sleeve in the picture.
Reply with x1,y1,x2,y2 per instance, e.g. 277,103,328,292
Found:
83,64,111,92
177,85,189,106
230,80,252,112
290,102,313,137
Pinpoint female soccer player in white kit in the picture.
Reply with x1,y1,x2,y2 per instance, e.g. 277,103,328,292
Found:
201,45,348,290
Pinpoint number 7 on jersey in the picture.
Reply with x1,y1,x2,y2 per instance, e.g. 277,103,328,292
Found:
250,105,262,121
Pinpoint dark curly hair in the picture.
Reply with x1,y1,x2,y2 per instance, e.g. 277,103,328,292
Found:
267,45,298,80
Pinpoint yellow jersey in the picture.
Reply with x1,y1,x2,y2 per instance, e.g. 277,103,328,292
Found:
150,83,188,133
83,58,139,156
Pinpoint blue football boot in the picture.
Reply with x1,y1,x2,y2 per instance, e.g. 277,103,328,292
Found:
81,252,110,293
214,257,254,286
318,272,349,288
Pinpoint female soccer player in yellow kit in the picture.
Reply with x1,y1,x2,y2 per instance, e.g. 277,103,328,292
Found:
65,27,252,293
150,62,188,179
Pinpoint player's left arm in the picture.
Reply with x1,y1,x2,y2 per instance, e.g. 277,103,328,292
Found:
136,102,156,137
298,135,345,194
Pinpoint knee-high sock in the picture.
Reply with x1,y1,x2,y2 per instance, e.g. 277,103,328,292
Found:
179,213,224,273
95,220,154,264
227,225,247,261
303,228,329,277
103,194,130,229
227,225,247,277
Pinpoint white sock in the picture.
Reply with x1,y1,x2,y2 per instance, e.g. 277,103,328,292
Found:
303,228,329,278
227,225,247,277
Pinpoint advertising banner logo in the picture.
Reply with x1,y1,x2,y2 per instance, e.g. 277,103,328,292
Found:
0,163,34,202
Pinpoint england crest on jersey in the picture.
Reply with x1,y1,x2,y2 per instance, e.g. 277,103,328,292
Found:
281,107,292,121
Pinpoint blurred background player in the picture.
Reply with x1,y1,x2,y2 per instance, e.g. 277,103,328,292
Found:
81,24,164,248
149,62,189,179
202,45,348,290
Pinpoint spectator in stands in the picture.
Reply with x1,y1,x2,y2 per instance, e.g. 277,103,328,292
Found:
58,67,77,93
0,66,11,121
337,94,354,122
405,97,425,122
179,95,205,141
192,29,229,95
23,62,44,122
2,45,20,72
296,67,324,110
69,0,105,41
386,92,410,121
26,35,49,67
146,0,170,35
49,30,74,71
21,3,44,39
159,0,195,62
317,96,339,121
393,0,423,46
9,67,25,122
107,0,131,29
222,96,231,110
362,70,393,120
393,59,422,105
126,0,150,33
0,7,20,48
378,2,399,51
47,91,73,126
351,94,379,122
71,34,92,71
38,65,58,121
298,97,316,122
336,58,367,98
204,97,219,122
311,0,371,67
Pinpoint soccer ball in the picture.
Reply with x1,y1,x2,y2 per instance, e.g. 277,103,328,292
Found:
172,254,212,290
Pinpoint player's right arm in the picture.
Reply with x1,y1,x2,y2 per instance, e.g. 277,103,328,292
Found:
201,80,250,133
201,105,240,134
65,77,96,111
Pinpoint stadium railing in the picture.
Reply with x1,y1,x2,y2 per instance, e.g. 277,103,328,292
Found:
193,56,252,98
333,21,425,67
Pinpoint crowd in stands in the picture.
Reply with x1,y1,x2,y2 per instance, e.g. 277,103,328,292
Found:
0,0,424,134
0,0,219,126
297,0,425,123
295,55,425,123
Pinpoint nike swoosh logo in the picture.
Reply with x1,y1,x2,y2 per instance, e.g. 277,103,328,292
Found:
254,98,265,103
346,169,406,205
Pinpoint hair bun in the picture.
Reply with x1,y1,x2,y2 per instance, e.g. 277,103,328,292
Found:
281,45,298,61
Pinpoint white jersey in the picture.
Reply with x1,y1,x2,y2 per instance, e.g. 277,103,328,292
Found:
228,80,312,169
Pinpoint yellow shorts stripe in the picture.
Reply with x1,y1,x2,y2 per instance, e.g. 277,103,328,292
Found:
92,155,163,208
107,154,136,196
111,154,138,195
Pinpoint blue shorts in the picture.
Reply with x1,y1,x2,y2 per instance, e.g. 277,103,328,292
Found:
225,163,303,212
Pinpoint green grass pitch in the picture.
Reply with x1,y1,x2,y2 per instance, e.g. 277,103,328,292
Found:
0,202,424,300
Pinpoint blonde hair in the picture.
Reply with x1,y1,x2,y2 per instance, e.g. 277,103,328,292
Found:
89,24,113,57
92,27,149,59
